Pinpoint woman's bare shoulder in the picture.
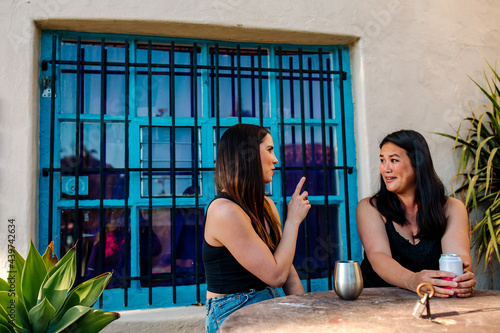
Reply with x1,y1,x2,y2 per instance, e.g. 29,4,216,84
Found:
357,197,376,210
207,197,247,222
357,196,386,225
444,196,468,218
445,196,466,207
205,197,252,246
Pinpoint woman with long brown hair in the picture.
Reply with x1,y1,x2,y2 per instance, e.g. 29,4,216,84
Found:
203,124,310,332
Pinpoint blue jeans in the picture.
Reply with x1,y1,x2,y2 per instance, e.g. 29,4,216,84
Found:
205,286,280,332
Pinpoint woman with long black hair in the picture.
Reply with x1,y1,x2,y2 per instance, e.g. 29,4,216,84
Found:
203,124,310,332
357,130,476,297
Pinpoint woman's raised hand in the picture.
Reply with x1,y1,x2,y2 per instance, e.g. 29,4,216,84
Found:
287,177,311,225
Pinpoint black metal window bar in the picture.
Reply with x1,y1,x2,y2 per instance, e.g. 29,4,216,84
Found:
40,32,355,309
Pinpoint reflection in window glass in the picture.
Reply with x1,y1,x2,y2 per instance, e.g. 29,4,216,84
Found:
284,125,338,196
60,208,130,288
59,41,127,115
276,51,335,120
294,205,340,279
209,47,270,118
141,126,201,197
139,207,205,286
60,64,77,114
59,122,125,200
136,44,202,118
60,40,126,63
106,65,126,115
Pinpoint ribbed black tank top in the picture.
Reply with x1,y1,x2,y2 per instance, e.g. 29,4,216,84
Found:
361,220,442,288
202,193,268,294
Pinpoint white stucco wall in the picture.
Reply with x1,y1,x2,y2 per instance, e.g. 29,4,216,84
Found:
1,0,500,287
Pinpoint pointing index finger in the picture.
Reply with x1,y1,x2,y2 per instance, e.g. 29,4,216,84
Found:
293,177,306,196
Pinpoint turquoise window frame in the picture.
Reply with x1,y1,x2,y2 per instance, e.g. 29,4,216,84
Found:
39,30,360,310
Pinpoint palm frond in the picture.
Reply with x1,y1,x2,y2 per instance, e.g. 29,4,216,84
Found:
437,65,500,271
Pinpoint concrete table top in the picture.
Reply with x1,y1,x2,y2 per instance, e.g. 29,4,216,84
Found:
219,287,500,332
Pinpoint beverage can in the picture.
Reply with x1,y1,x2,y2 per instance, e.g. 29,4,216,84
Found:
439,254,463,276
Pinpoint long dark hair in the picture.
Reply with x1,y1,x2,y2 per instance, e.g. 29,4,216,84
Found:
370,130,447,239
214,124,281,251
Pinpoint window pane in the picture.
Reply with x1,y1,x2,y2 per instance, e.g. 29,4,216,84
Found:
82,65,102,115
294,205,340,279
136,44,202,118
60,122,125,199
136,43,170,65
61,40,126,63
209,47,270,118
59,40,127,115
61,40,102,62
106,65,126,116
60,208,130,288
59,64,103,115
283,125,338,196
60,64,77,114
135,67,169,117
140,127,201,197
139,207,205,286
276,50,335,120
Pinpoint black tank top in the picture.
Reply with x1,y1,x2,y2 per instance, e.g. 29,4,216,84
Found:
361,220,442,288
202,194,268,294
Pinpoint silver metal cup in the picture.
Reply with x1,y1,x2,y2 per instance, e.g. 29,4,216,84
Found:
334,260,363,300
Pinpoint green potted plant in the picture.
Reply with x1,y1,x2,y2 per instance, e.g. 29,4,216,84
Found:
0,241,119,332
437,64,500,280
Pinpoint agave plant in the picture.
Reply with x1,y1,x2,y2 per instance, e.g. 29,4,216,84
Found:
0,241,119,333
437,63,500,273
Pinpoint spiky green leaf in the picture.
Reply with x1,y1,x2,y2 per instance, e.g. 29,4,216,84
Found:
21,241,48,311
472,77,500,113
487,166,500,187
474,135,493,174
41,241,59,272
0,280,8,293
486,210,500,264
28,297,56,333
62,310,120,333
0,303,10,329
46,305,90,333
52,272,111,326
0,323,13,333
38,249,76,314
486,62,500,83
464,175,478,207
44,246,75,283
437,65,500,272
0,292,30,332
8,248,25,303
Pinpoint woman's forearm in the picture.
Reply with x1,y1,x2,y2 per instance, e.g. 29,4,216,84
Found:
282,265,305,295
267,181,309,286
369,252,416,291
269,220,301,286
